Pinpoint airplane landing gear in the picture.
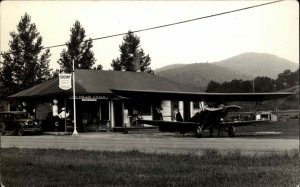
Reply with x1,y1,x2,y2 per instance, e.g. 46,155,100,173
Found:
195,126,203,138
209,127,214,137
228,126,235,137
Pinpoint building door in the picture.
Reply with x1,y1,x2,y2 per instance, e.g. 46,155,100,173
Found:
183,101,191,121
100,101,109,121
171,101,179,121
113,100,123,127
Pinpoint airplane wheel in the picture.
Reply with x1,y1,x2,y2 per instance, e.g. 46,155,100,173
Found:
195,126,203,138
228,126,235,137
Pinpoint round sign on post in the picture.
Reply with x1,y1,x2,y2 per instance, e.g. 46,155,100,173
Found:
59,73,72,90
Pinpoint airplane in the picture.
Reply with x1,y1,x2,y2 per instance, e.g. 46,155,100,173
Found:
111,89,293,138
136,104,269,138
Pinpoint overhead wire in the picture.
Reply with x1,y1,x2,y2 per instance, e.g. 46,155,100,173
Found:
0,0,284,56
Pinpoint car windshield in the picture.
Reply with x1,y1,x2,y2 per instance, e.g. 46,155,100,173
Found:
15,113,28,119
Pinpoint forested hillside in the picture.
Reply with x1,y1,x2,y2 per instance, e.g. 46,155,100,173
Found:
155,53,298,90
156,63,253,90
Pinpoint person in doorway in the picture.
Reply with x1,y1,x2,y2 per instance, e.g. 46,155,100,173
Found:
136,110,143,126
175,109,184,122
132,108,143,126
59,108,70,131
59,108,70,119
22,102,27,113
132,108,138,126
52,100,59,131
155,107,163,120
123,107,129,127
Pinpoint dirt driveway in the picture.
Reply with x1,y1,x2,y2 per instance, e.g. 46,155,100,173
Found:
1,132,298,155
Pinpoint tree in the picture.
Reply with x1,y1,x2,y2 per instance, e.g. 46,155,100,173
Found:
207,79,253,93
111,31,153,73
93,64,103,70
58,20,97,72
0,13,51,95
275,69,293,89
206,81,222,92
292,68,299,85
240,80,253,93
254,77,275,92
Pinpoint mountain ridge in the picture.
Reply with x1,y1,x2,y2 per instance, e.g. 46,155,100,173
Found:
155,52,298,90
214,52,298,79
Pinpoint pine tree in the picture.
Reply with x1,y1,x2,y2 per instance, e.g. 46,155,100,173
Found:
0,13,51,95
111,31,153,73
58,21,97,72
93,64,103,70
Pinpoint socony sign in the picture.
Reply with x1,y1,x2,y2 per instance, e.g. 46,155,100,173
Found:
59,73,72,90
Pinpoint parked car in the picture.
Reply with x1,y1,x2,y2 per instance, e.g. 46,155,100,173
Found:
0,111,42,136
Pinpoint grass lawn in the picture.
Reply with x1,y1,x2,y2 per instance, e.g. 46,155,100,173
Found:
235,118,299,139
0,148,298,187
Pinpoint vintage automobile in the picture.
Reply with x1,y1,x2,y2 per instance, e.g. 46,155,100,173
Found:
0,111,42,136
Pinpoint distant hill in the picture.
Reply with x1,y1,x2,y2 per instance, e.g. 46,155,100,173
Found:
214,53,298,79
155,63,254,90
155,64,186,72
155,53,298,90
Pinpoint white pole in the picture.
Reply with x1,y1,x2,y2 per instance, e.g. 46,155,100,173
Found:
64,98,67,133
72,59,78,135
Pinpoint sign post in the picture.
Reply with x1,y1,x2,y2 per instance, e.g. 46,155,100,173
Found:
58,73,72,132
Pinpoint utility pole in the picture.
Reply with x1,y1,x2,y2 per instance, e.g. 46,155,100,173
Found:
72,59,78,135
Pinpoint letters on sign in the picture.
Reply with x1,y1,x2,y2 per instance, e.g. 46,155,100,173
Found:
59,73,72,90
69,95,109,101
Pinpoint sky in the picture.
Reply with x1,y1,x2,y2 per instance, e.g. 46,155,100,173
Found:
1,0,299,71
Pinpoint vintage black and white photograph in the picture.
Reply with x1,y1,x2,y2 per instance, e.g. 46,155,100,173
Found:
0,0,299,186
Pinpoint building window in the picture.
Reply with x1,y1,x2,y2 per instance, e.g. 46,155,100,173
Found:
131,103,152,116
140,104,151,115
193,101,200,109
171,101,179,110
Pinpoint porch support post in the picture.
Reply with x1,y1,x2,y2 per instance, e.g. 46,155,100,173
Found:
110,99,115,130
179,101,184,120
122,101,125,127
190,101,194,118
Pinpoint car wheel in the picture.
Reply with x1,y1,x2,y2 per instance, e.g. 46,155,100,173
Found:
0,123,5,135
228,126,235,137
17,126,25,136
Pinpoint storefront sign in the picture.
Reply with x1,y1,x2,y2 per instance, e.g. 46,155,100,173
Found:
59,73,72,90
81,98,97,102
70,95,109,101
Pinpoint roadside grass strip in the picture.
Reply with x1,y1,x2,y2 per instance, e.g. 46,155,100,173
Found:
0,148,298,187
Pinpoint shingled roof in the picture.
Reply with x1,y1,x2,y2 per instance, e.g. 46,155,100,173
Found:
9,70,201,98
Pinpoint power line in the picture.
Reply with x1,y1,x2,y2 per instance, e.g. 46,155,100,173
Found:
1,0,284,56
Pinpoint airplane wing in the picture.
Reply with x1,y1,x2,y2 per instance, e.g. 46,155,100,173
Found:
111,89,293,102
138,105,243,132
137,119,199,133
221,119,270,127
